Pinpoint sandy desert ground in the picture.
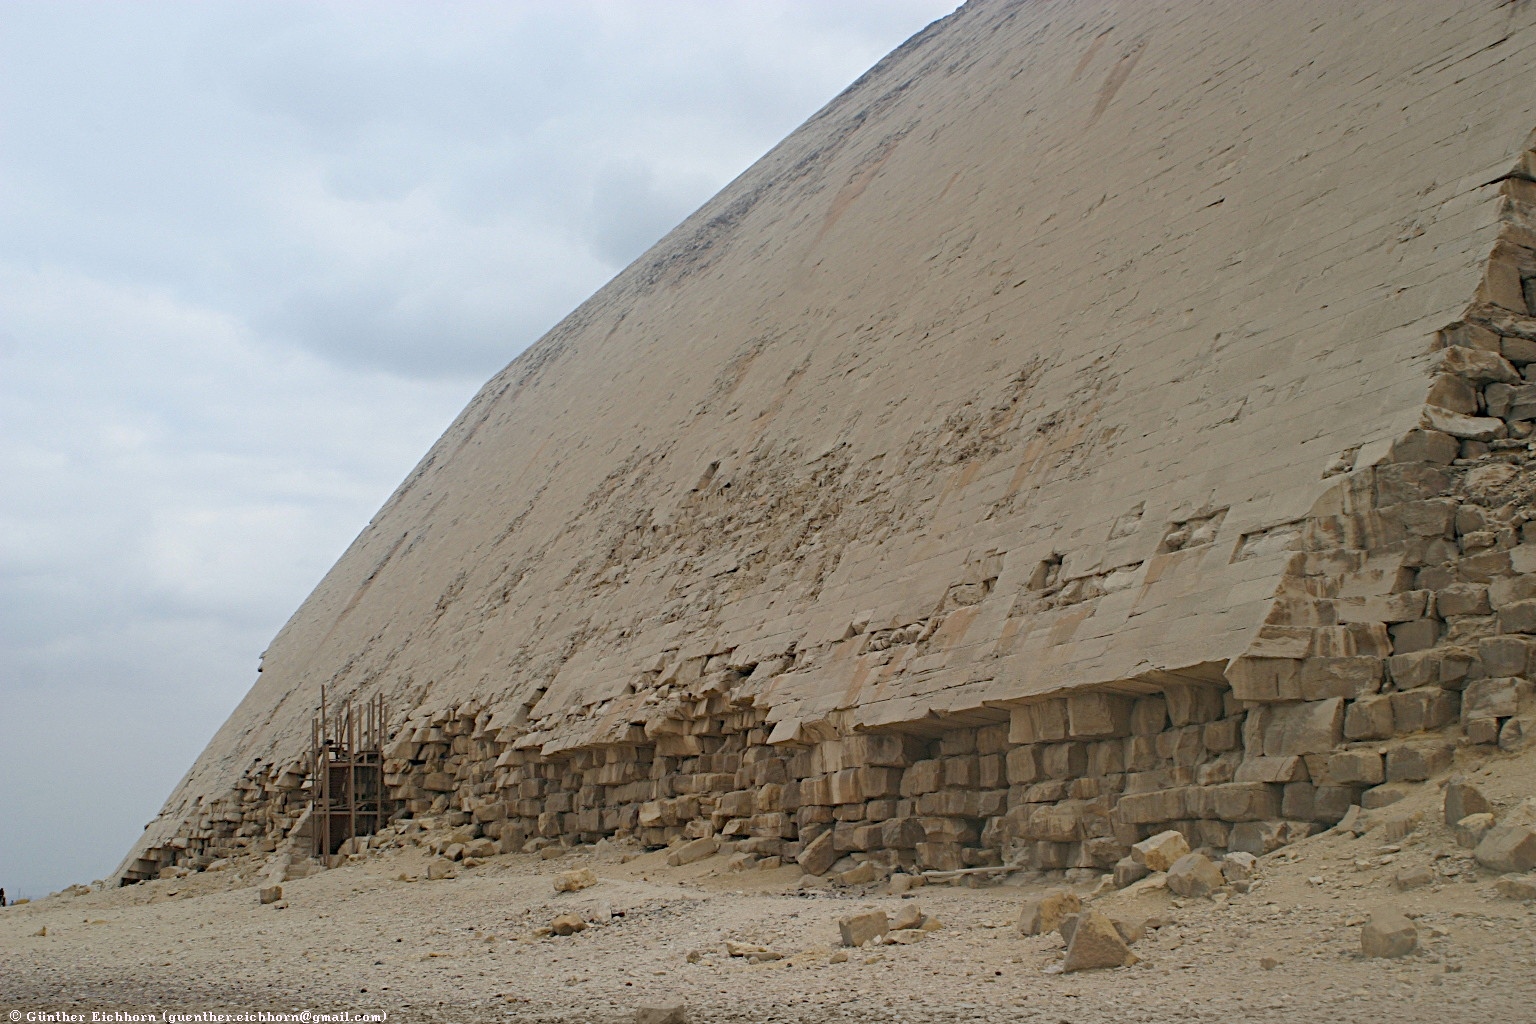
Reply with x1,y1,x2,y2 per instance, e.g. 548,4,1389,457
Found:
5,743,1535,1024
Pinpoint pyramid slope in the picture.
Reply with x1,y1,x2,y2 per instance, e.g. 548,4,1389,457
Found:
124,0,1536,878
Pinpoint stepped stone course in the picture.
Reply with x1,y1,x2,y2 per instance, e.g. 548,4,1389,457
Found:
118,0,1536,888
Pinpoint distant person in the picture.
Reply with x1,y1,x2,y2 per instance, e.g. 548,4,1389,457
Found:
0,887,7,907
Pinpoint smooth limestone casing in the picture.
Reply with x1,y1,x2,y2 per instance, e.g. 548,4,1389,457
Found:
121,0,1536,878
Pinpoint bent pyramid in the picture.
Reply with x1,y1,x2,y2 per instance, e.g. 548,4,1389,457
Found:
122,0,1536,882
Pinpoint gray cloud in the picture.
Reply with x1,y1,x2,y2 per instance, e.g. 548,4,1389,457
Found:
0,0,957,899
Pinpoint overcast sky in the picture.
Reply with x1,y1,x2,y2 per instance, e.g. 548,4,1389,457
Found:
0,0,958,899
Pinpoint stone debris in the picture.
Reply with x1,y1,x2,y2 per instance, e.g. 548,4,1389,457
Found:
553,867,598,893
463,837,497,859
1456,812,1497,848
1017,890,1081,936
1394,865,1435,891
1444,777,1492,825
425,859,458,881
1113,857,1148,888
1131,830,1190,872
725,941,783,963
1360,910,1417,958
1062,909,1136,973
1166,853,1225,898
258,885,283,905
550,914,587,936
1221,852,1259,883
838,910,889,947
665,838,718,868
634,1005,687,1024
1475,798,1536,873
1495,874,1536,900
796,832,837,877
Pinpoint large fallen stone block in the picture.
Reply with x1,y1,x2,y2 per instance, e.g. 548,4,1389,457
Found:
1475,799,1536,873
838,909,889,947
1130,830,1189,872
1062,909,1135,972
1361,910,1416,958
1166,853,1225,897
553,867,597,893
665,837,718,867
1016,889,1081,936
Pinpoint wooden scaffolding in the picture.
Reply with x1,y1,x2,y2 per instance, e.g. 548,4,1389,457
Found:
310,688,391,859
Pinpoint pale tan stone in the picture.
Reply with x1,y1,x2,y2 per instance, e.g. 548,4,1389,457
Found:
837,910,889,947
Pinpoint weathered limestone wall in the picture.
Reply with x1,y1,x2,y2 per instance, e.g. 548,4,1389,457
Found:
122,0,1536,882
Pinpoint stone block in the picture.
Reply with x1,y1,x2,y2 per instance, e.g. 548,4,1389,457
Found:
1114,856,1149,888
1299,657,1382,701
1234,756,1307,784
846,733,924,767
1361,911,1417,958
1260,699,1344,756
900,760,944,797
1282,781,1315,820
1386,650,1440,690
1166,853,1225,897
1005,745,1040,785
1389,619,1441,654
1479,637,1533,677
1388,739,1456,779
1499,599,1536,634
1067,693,1133,739
258,885,283,905
1318,749,1383,785
879,817,925,850
1444,777,1492,826
1114,788,1187,824
1017,889,1081,936
1344,694,1395,740
942,755,979,788
1490,575,1536,609
1389,688,1459,734
1062,909,1134,972
553,867,597,893
1131,697,1168,735
1466,717,1502,744
1164,684,1225,726
666,837,718,867
1203,718,1241,752
1023,802,1085,843
796,830,837,876
1463,677,1521,720
550,914,586,936
1475,799,1536,873
1211,783,1282,822
1312,786,1356,824
1229,819,1313,854
1042,742,1088,779
1388,428,1459,464
1130,829,1188,872
1361,784,1412,809
1438,584,1492,617
838,910,889,947
858,766,904,799
915,842,964,871
1456,812,1496,848
1030,700,1069,742
1226,658,1302,702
